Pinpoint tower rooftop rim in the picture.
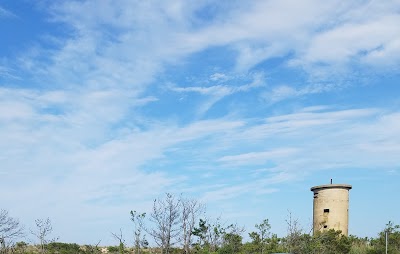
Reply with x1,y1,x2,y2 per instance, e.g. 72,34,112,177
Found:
310,184,352,192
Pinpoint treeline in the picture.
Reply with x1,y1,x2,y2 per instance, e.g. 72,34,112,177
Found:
1,193,400,254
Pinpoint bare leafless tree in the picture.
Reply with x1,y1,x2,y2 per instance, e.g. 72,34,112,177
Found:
180,198,205,254
111,229,126,254
148,193,181,254
0,209,24,254
285,210,303,253
30,218,54,254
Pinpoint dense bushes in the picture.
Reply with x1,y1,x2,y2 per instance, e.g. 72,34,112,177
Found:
4,224,400,254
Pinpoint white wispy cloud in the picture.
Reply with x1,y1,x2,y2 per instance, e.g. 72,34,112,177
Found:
212,107,398,173
187,107,400,213
218,148,298,166
261,83,345,104
5,0,397,117
184,0,400,74
169,72,265,115
15,0,399,88
0,65,19,80
209,73,230,82
298,15,400,66
0,6,16,18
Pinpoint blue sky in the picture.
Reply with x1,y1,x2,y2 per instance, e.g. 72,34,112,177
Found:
1,0,400,246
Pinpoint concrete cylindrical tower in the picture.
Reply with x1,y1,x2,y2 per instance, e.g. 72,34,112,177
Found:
311,183,352,236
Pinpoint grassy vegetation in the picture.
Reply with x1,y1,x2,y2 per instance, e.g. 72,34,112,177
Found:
3,226,400,254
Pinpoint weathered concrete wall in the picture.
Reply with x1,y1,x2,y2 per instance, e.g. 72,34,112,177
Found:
311,184,352,236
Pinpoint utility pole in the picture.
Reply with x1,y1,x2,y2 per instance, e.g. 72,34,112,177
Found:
385,229,388,254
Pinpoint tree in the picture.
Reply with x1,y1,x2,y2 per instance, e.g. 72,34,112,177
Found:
148,193,181,254
0,209,24,253
111,229,126,254
192,218,208,252
13,241,28,254
268,233,286,253
291,229,351,254
130,211,147,254
247,231,260,253
30,218,54,254
218,232,242,254
285,211,303,253
217,224,244,254
254,219,271,254
180,198,205,254
194,219,245,254
316,229,351,254
348,235,372,254
202,216,225,252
